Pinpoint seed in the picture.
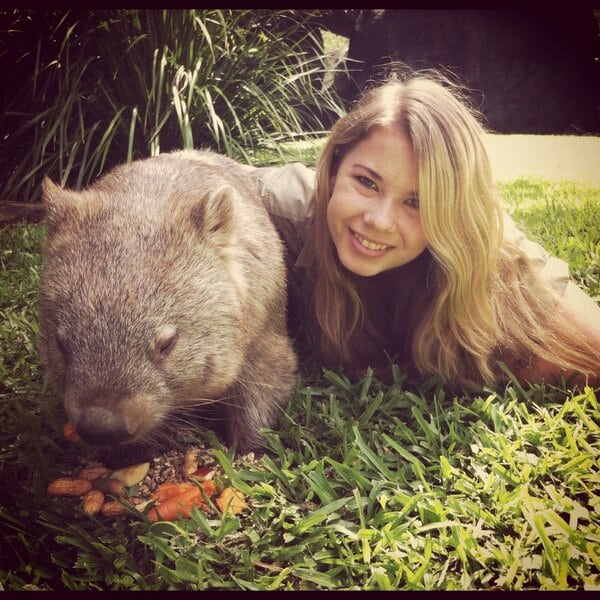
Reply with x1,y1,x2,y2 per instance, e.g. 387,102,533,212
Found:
78,465,110,481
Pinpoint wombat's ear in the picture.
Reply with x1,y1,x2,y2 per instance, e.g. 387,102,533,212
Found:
192,186,236,239
41,177,78,229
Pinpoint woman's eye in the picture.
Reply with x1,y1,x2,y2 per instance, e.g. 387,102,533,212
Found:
356,175,377,191
405,196,420,210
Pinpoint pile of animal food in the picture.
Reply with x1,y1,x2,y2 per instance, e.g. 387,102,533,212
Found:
47,422,247,521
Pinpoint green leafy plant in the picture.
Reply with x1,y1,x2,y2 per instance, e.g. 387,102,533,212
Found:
0,9,345,202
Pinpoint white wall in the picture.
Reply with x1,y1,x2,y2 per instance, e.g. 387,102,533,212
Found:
485,135,600,186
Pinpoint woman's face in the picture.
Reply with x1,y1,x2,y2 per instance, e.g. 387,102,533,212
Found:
326,126,427,277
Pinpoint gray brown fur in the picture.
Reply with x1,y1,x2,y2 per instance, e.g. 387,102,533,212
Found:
38,150,297,454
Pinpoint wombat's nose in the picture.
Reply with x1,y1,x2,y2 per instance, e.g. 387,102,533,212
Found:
76,407,132,446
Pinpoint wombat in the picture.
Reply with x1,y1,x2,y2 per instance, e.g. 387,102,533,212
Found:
38,149,297,458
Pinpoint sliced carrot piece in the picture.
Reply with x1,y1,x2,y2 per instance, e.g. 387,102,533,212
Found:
200,479,217,498
147,486,203,521
147,480,218,521
215,487,247,515
150,482,194,503
63,421,81,443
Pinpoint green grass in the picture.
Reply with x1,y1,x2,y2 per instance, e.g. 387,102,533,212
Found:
499,178,600,300
1,177,599,590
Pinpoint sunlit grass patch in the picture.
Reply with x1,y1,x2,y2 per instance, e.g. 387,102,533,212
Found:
499,178,600,298
1,175,599,590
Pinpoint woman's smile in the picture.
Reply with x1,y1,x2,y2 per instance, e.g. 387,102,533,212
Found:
349,228,394,255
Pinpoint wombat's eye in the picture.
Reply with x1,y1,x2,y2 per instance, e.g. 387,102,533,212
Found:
154,326,178,359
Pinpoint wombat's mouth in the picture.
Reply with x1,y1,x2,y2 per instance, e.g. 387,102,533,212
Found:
96,413,218,470
100,439,162,469
71,403,220,457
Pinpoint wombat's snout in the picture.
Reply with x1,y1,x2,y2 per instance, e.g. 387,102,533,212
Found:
75,407,133,446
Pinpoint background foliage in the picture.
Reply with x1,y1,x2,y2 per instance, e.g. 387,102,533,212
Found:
0,8,344,202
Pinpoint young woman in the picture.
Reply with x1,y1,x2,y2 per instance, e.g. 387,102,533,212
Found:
248,71,600,390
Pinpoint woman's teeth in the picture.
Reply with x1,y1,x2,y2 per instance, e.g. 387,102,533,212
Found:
354,231,389,251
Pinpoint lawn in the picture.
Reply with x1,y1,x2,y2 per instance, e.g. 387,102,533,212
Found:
0,175,599,590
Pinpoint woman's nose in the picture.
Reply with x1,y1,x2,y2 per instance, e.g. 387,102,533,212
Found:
363,201,397,232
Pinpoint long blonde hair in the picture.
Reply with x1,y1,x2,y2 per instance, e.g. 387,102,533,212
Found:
311,71,600,388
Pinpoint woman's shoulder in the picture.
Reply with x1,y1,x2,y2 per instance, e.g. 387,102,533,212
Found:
251,162,316,223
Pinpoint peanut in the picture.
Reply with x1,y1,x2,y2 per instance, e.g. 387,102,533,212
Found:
48,477,93,497
103,477,126,497
101,500,127,517
78,465,110,481
182,449,199,478
81,490,105,515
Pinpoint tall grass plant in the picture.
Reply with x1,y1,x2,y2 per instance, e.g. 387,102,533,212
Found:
0,9,345,202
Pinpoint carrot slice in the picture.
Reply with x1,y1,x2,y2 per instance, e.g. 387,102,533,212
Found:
147,486,203,521
147,480,218,521
216,487,247,515
150,482,194,503
63,421,81,442
200,479,217,498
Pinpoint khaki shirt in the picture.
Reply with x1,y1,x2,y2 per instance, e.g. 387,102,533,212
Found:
252,162,315,269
